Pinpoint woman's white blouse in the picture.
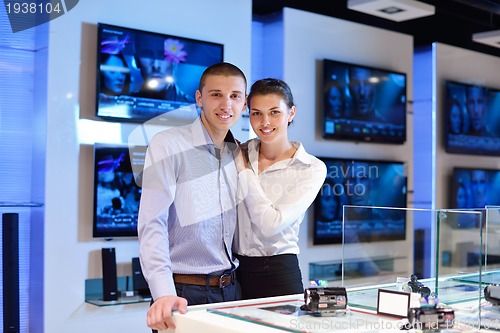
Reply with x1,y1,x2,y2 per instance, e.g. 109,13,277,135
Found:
234,139,327,256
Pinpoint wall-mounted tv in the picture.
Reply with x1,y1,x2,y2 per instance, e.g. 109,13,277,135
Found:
450,167,500,210
444,80,500,156
322,59,407,144
313,157,407,245
93,143,147,238
96,23,224,124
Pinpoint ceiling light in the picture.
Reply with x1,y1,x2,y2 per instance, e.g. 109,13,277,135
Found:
348,0,435,22
472,30,500,49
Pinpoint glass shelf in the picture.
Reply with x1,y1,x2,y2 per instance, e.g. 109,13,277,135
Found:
85,276,151,306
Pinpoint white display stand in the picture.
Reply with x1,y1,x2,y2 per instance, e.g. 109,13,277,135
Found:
163,294,407,333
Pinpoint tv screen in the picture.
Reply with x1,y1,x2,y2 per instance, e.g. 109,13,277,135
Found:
322,59,407,144
444,80,500,156
93,143,147,238
450,167,500,210
313,157,407,245
96,23,224,124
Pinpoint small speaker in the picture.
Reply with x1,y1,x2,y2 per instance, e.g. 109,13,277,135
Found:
132,257,151,297
3,213,20,333
101,248,118,301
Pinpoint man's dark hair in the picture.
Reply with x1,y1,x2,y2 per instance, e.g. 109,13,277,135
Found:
199,62,247,92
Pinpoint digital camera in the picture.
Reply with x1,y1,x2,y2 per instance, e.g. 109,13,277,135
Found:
484,284,500,306
301,287,348,316
408,306,455,329
402,274,431,298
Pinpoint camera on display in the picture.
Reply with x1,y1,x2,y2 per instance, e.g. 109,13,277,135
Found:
407,306,455,329
300,287,348,316
402,274,431,298
484,284,500,306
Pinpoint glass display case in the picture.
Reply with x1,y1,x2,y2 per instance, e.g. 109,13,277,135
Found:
479,207,500,330
186,206,500,333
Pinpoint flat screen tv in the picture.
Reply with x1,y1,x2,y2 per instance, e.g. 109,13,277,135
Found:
96,23,224,124
322,59,407,144
450,167,500,210
313,157,407,245
93,143,147,238
444,80,500,156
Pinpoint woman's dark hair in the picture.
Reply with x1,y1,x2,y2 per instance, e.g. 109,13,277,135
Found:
248,78,295,125
448,97,464,134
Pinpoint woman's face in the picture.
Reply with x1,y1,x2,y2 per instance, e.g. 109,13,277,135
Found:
102,55,127,94
328,86,343,117
456,185,467,208
449,104,462,134
249,94,295,145
320,190,339,221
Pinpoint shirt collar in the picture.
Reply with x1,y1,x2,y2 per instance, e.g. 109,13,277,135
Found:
191,117,238,152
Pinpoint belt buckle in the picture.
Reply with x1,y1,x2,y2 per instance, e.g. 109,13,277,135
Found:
219,273,230,288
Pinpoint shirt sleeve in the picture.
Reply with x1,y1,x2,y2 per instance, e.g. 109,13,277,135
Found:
137,136,177,300
238,159,327,237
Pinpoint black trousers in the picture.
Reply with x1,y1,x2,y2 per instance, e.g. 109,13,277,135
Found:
234,253,303,300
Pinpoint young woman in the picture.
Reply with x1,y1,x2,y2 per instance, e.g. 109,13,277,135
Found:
234,78,327,299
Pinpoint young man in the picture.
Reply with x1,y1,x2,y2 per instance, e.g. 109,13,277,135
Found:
138,62,247,331
347,67,384,122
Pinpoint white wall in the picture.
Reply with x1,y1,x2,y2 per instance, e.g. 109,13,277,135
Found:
44,1,251,332
255,8,415,287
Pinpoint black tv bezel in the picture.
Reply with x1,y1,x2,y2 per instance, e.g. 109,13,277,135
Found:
92,143,146,239
96,22,224,124
322,58,407,144
313,156,407,245
443,80,500,157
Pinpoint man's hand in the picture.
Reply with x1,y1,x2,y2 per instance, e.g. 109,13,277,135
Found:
147,295,188,330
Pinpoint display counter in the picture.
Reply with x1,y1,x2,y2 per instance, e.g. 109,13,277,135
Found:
157,207,500,332
161,272,500,333
162,294,406,333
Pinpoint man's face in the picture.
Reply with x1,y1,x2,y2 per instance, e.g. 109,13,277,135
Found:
349,68,375,116
196,74,247,138
471,170,487,207
137,56,174,92
344,163,371,206
467,86,486,132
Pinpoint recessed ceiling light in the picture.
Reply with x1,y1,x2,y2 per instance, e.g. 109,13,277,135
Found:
348,0,435,22
472,30,500,49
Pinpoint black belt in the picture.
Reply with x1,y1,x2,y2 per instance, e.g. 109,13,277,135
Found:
173,272,234,288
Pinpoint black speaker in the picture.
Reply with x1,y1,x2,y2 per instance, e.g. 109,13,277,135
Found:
101,248,118,301
3,213,20,333
132,257,151,297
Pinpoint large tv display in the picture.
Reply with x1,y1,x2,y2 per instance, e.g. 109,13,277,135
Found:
322,59,407,144
313,157,407,245
96,23,224,124
93,143,147,238
450,167,500,210
444,81,500,156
